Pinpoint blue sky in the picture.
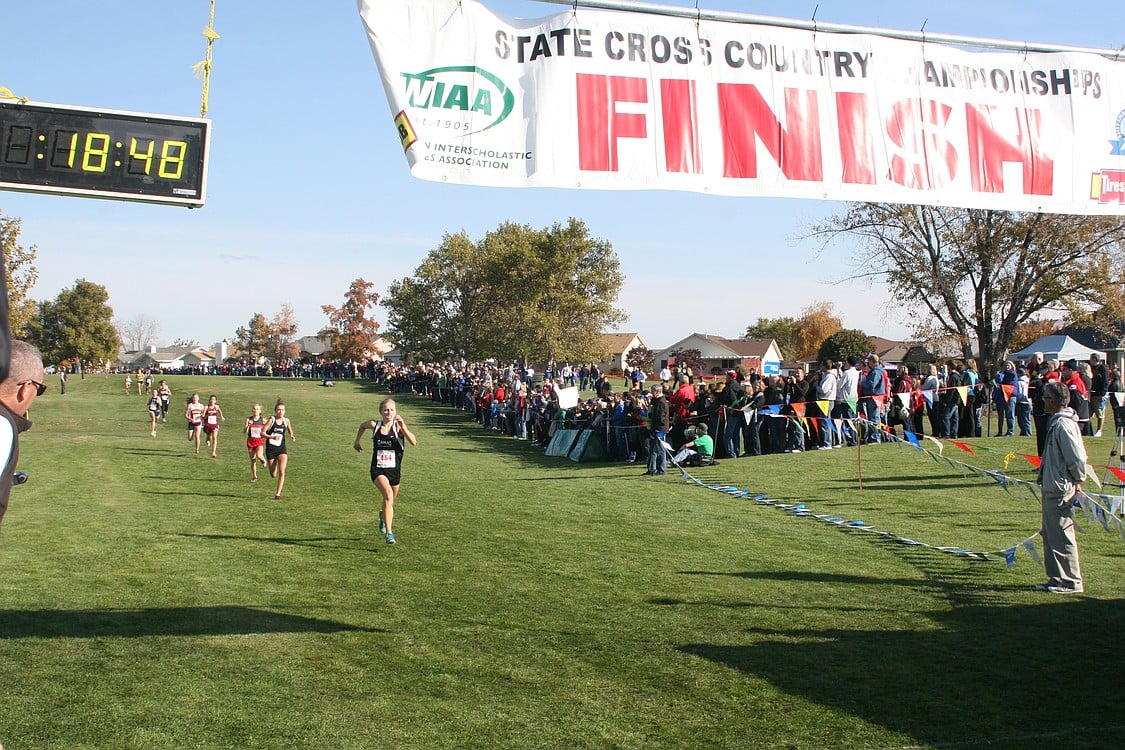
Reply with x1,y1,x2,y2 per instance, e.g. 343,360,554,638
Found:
1,1,1121,352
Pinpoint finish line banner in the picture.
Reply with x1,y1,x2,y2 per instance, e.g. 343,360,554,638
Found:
357,0,1125,214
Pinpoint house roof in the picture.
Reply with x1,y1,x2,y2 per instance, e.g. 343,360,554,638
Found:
601,332,644,352
695,334,777,358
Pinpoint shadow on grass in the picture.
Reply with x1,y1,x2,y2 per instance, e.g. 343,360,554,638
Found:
668,558,1125,747
0,605,385,639
177,532,379,553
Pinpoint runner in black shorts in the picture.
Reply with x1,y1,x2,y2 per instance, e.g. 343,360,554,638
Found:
263,399,295,499
354,397,417,544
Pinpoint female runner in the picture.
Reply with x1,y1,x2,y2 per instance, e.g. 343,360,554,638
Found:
353,398,417,545
263,399,295,499
157,380,172,422
185,394,206,454
202,395,225,458
147,389,161,437
244,403,268,482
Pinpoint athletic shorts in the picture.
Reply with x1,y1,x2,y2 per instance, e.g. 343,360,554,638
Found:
370,467,402,488
247,437,265,450
203,424,218,435
265,444,287,459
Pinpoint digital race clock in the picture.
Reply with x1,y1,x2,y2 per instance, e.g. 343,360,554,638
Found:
0,101,210,208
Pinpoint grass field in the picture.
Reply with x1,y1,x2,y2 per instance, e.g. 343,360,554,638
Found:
0,374,1123,749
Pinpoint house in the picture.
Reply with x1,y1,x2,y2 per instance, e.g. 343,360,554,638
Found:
119,345,191,371
655,333,782,377
596,332,648,374
298,334,394,361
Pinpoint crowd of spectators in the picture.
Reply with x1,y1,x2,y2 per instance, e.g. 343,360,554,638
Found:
366,349,1125,465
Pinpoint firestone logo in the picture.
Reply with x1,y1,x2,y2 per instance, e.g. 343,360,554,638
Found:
401,66,515,132
1091,169,1125,204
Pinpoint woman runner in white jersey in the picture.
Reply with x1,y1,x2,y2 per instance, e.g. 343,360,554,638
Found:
244,403,267,482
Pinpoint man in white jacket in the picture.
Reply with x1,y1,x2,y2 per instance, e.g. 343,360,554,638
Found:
1036,380,1088,594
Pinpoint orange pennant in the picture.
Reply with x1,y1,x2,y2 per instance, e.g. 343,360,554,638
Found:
1109,466,1125,483
1022,454,1042,469
1000,384,1015,402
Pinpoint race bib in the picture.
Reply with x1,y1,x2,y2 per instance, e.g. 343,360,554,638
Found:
268,434,283,446
375,449,396,469
207,416,218,425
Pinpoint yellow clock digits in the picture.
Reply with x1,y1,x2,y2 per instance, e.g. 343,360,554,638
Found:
158,140,187,179
128,137,155,175
81,132,110,172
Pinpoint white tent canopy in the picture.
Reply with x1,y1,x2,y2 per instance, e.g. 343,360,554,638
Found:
1009,335,1104,363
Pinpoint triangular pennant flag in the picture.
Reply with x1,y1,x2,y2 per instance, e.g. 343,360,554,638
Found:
1114,392,1125,407
764,404,782,415
1021,537,1042,565
790,401,806,418
1085,464,1102,488
924,435,944,454
1004,547,1017,568
904,430,921,449
1111,496,1123,515
846,397,859,412
957,385,969,406
814,399,829,417
948,440,975,455
896,392,910,409
1000,383,1015,403
1113,514,1125,544
1022,454,1043,469
1095,504,1110,531
1108,467,1125,484
922,389,935,406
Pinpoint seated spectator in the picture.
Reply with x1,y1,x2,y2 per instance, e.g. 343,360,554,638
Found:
670,425,715,466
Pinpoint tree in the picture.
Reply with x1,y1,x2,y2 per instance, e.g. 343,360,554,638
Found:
1008,317,1060,353
116,314,160,352
667,347,705,376
745,316,798,360
0,209,39,337
625,345,655,373
382,231,484,361
817,329,873,365
383,219,625,363
171,337,199,348
232,314,269,362
319,278,381,362
793,301,843,360
28,279,119,365
816,204,1125,371
265,303,299,362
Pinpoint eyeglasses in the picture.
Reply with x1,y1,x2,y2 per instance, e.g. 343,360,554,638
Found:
18,380,48,396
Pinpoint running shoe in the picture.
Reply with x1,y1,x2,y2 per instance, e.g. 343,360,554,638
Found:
385,532,396,545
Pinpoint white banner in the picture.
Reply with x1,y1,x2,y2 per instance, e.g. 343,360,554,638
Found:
357,0,1125,214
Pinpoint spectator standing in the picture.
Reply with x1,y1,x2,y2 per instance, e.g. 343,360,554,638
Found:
1060,360,1091,436
1016,367,1033,436
860,355,887,443
643,385,670,476
718,370,744,459
834,358,860,447
1035,380,1087,594
1089,353,1109,437
0,341,46,527
816,362,839,449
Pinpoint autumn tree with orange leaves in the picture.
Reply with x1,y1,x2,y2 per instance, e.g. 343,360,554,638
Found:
320,278,381,362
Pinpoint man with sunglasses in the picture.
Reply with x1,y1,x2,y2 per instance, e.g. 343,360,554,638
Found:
0,340,46,527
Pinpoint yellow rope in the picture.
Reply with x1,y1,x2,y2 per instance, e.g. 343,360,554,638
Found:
192,0,219,117
0,86,28,103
